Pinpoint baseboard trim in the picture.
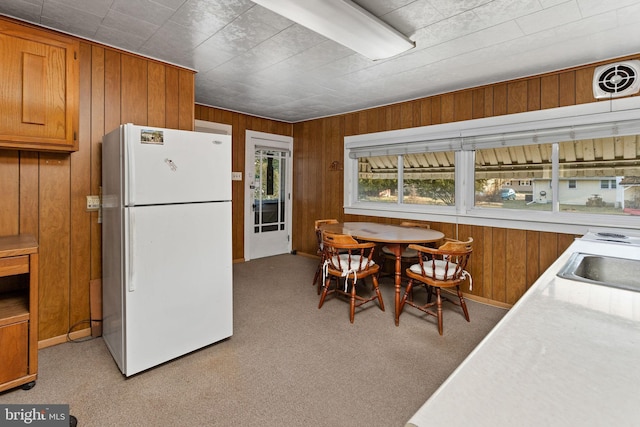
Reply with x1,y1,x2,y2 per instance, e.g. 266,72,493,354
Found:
38,327,92,349
441,288,512,310
294,252,317,259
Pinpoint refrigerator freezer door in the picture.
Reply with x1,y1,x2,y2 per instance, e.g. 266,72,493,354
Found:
122,201,233,376
123,124,231,206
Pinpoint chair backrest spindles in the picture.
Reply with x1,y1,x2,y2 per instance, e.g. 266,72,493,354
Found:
323,232,377,275
314,219,338,254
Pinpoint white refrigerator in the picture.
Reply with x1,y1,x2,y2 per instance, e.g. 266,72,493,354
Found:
101,123,233,377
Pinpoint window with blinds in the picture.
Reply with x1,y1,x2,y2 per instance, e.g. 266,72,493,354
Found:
344,99,640,230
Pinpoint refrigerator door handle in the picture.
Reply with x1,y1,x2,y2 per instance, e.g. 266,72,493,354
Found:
128,209,136,292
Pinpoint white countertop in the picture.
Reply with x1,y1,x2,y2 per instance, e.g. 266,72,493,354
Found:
406,236,640,427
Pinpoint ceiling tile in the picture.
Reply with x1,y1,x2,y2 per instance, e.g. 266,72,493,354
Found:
140,20,210,60
355,0,415,17
188,42,236,72
46,0,112,17
2,0,640,122
427,0,494,16
305,53,376,82
383,0,444,36
577,0,640,17
473,0,542,27
170,0,253,34
100,9,159,41
41,0,103,37
516,1,582,35
153,0,188,9
0,0,43,22
111,0,175,26
412,10,486,48
618,2,640,25
94,26,148,52
201,7,287,54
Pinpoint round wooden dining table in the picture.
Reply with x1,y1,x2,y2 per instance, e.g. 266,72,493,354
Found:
319,222,444,326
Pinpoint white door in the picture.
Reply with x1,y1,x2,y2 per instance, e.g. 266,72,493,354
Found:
244,131,293,260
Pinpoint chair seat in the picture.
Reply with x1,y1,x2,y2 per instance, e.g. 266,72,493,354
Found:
408,259,459,281
381,245,418,258
330,254,376,272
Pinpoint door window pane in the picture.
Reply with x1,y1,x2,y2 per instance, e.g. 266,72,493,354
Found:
254,149,287,232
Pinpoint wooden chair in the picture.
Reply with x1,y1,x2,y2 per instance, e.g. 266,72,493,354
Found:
318,232,385,323
380,221,433,280
312,219,339,294
399,238,473,335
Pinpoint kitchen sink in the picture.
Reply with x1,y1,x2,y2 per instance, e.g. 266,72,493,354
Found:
557,252,640,292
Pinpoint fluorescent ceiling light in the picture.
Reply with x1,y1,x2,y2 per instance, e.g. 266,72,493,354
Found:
252,0,415,60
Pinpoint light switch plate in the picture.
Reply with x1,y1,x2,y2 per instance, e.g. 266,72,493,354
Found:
232,171,243,181
86,195,101,211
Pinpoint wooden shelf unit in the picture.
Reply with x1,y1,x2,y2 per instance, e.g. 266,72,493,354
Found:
0,234,38,393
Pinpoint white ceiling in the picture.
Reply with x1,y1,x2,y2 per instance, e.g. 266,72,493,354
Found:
2,0,640,123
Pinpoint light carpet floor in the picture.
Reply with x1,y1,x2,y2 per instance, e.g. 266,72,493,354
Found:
0,254,507,427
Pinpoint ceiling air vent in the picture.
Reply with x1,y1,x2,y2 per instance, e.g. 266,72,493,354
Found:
593,60,640,99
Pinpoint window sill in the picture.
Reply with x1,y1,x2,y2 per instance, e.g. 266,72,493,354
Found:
345,204,640,235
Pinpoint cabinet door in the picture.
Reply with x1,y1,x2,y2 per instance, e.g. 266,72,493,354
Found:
0,19,79,151
0,321,28,384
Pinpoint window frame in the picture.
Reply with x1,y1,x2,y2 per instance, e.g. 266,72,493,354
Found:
344,98,640,234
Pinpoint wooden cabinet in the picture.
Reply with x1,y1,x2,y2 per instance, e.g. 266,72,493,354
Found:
0,18,79,152
0,234,38,393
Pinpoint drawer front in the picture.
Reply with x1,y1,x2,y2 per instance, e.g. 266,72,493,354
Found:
0,255,29,278
0,321,28,384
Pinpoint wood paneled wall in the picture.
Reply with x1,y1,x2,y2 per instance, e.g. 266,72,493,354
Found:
1,17,638,344
0,18,195,343
193,104,293,261
291,54,640,306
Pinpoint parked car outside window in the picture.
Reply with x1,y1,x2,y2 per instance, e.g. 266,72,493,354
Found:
500,188,516,200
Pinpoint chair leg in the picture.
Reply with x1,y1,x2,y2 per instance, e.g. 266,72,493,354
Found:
400,279,414,312
457,285,470,322
435,288,444,335
349,279,356,323
314,256,326,294
318,276,331,309
407,280,415,303
316,270,327,295
312,261,321,287
372,275,385,312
